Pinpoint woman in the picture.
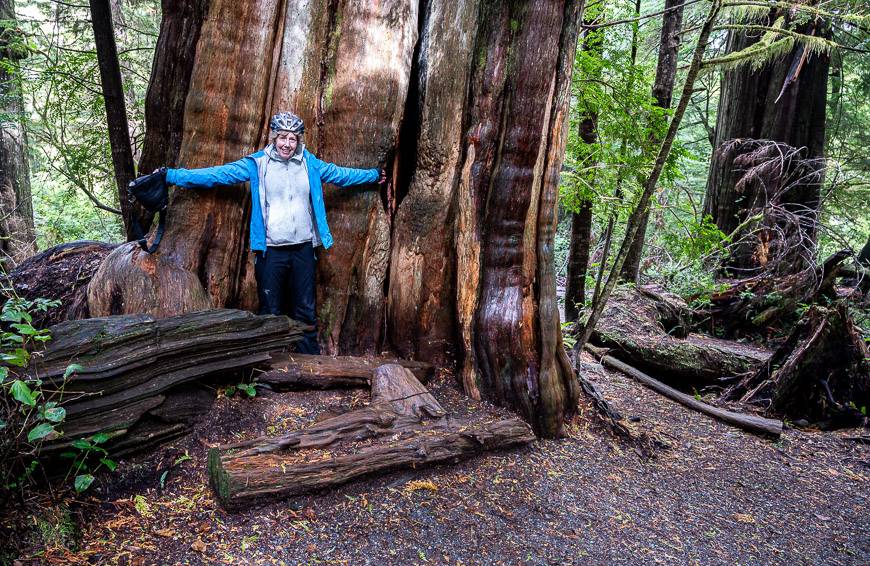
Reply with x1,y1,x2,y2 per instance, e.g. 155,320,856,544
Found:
166,111,385,354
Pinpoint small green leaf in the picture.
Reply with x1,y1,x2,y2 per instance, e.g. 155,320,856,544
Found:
27,423,56,442
159,470,169,489
11,323,38,336
43,406,66,423
74,474,94,492
10,380,37,406
63,364,84,379
100,458,117,472
224,385,237,397
91,432,110,444
1,348,30,367
59,451,77,459
71,439,92,450
173,452,192,466
0,366,8,383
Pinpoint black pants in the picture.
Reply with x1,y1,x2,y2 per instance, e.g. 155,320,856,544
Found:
255,242,320,354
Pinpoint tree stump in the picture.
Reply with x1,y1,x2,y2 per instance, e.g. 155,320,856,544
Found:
208,364,535,511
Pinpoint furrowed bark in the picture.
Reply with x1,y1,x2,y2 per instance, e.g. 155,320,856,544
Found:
387,0,478,364
88,0,287,317
466,0,582,437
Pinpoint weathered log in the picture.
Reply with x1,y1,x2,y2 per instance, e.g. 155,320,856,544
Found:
256,353,434,390
586,345,783,437
592,286,770,384
722,304,870,427
21,309,302,456
6,241,118,327
208,364,534,510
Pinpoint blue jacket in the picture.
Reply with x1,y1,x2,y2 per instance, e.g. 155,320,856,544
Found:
167,148,379,251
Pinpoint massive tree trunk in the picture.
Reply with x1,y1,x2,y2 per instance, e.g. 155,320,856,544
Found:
703,13,829,274
0,0,36,268
619,0,684,282
87,0,582,437
90,0,137,241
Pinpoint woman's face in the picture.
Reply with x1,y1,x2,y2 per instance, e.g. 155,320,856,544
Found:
275,131,298,159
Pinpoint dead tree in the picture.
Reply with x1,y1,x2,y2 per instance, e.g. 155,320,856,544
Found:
703,11,829,275
22,310,302,459
722,304,869,427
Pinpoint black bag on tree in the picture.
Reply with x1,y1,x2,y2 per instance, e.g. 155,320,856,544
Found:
128,167,169,253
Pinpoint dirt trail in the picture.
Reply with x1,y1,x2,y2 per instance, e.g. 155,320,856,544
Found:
13,358,870,565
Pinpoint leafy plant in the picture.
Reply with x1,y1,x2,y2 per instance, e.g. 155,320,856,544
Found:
0,292,117,494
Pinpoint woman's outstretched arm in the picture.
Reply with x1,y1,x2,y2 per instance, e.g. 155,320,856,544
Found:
167,157,252,189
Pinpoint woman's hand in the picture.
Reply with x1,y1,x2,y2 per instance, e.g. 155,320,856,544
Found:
378,169,387,185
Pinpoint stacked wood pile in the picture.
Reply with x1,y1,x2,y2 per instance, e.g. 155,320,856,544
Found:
208,364,535,511
25,309,303,457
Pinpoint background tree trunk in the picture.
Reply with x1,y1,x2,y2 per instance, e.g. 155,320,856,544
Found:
564,16,601,323
88,0,582,437
703,13,829,274
89,0,137,241
0,0,36,268
619,0,684,282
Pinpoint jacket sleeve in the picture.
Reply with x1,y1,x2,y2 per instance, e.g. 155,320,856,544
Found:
166,158,252,189
317,159,379,187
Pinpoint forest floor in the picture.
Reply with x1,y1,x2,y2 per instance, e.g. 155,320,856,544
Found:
5,354,869,565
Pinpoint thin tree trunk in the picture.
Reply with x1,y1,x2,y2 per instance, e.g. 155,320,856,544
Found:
565,202,593,321
620,0,685,282
89,0,136,240
0,0,35,267
564,15,601,323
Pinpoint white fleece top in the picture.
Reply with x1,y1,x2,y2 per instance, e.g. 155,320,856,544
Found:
263,144,315,246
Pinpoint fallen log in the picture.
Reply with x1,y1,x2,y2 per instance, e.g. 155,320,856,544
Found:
208,364,535,510
256,353,434,389
592,286,770,385
722,304,869,428
16,309,303,457
586,344,783,437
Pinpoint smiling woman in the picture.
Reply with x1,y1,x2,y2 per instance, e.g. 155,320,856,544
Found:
161,111,384,354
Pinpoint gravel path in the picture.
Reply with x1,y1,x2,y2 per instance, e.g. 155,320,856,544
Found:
12,358,869,565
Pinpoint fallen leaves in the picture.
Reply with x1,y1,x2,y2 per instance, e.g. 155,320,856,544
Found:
404,479,438,494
